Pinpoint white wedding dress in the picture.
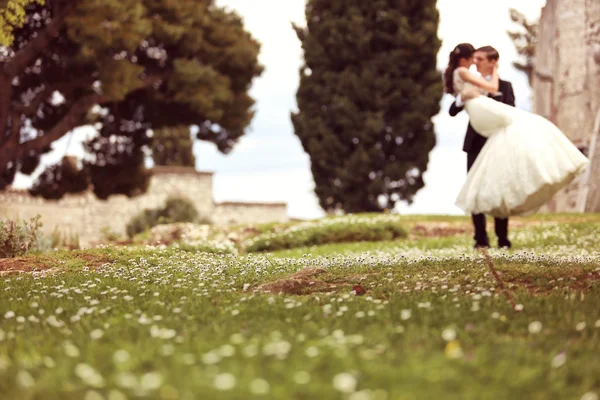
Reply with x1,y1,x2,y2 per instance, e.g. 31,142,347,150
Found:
453,68,589,217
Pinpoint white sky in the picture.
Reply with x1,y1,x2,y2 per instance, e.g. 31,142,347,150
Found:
13,0,547,219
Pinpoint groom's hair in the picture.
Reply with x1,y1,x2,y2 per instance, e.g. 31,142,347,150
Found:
476,46,500,61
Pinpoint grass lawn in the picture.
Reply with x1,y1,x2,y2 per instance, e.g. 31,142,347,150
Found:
1,213,599,400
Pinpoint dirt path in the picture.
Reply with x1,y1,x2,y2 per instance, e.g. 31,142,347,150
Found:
0,253,112,276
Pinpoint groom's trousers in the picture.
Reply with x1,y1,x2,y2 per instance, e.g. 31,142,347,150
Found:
467,152,510,248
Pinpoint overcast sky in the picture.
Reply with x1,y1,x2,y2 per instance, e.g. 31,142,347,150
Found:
13,0,547,219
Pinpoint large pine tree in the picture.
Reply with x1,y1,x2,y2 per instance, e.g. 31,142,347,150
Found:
0,0,262,198
0,0,43,46
292,0,442,213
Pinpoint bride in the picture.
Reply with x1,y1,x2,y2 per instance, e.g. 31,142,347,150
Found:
444,43,589,217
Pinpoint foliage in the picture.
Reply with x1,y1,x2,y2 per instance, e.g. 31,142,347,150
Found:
244,214,408,252
48,226,80,249
0,0,263,199
0,215,42,257
100,226,121,243
0,0,43,46
28,156,90,199
292,0,442,213
84,132,152,200
126,196,201,238
507,8,538,85
151,126,195,167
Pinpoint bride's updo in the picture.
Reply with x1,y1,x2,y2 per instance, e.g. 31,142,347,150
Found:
443,43,475,94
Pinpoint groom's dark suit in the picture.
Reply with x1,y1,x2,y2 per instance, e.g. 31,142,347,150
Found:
450,78,515,248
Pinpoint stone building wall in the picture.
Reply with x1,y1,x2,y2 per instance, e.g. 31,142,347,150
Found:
533,0,600,212
212,202,289,225
0,166,288,246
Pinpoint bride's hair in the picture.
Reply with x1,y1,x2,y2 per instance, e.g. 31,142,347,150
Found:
443,43,475,94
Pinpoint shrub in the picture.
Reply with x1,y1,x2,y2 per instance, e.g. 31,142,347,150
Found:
161,197,199,224
126,196,208,238
126,209,160,238
100,226,121,243
49,227,81,250
0,215,43,258
243,214,408,252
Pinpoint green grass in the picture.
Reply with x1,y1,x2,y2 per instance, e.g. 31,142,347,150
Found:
1,214,600,399
243,214,408,252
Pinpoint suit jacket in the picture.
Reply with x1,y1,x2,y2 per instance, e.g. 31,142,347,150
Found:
450,79,515,156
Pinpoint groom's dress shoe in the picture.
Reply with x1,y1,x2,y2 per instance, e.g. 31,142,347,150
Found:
498,240,512,249
474,243,490,249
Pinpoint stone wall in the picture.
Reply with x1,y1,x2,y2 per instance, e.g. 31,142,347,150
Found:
212,202,288,225
533,0,600,212
0,166,289,246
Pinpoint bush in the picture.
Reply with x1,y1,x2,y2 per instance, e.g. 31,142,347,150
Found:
100,226,121,243
158,197,194,223
126,209,159,238
49,227,80,250
0,215,43,258
126,196,208,238
243,214,408,252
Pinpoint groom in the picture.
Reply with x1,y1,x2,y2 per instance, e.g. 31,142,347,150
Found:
450,45,515,249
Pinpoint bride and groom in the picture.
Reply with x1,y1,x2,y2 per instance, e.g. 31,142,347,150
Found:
446,43,589,249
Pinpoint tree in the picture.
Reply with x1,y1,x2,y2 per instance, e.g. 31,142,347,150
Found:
151,126,195,167
0,0,263,198
507,8,538,85
291,0,442,213
0,0,44,46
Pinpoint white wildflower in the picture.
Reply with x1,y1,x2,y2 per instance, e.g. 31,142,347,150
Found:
528,321,543,334
63,342,80,358
115,372,137,389
75,363,105,388
249,378,270,395
294,371,311,385
333,372,357,393
201,351,221,365
349,391,373,400
219,344,235,357
16,370,35,388
214,373,236,391
551,352,567,368
0,357,9,371
229,333,245,344
442,328,457,341
84,390,104,400
140,371,163,391
43,357,56,368
400,309,411,320
90,329,104,340
581,392,599,400
112,350,130,365
305,346,319,358
243,344,259,358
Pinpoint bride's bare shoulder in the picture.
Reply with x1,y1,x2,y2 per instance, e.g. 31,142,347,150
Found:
455,67,470,76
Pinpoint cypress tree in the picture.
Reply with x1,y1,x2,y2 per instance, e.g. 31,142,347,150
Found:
292,0,442,213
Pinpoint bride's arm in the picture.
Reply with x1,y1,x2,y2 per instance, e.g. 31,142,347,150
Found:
457,67,499,93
